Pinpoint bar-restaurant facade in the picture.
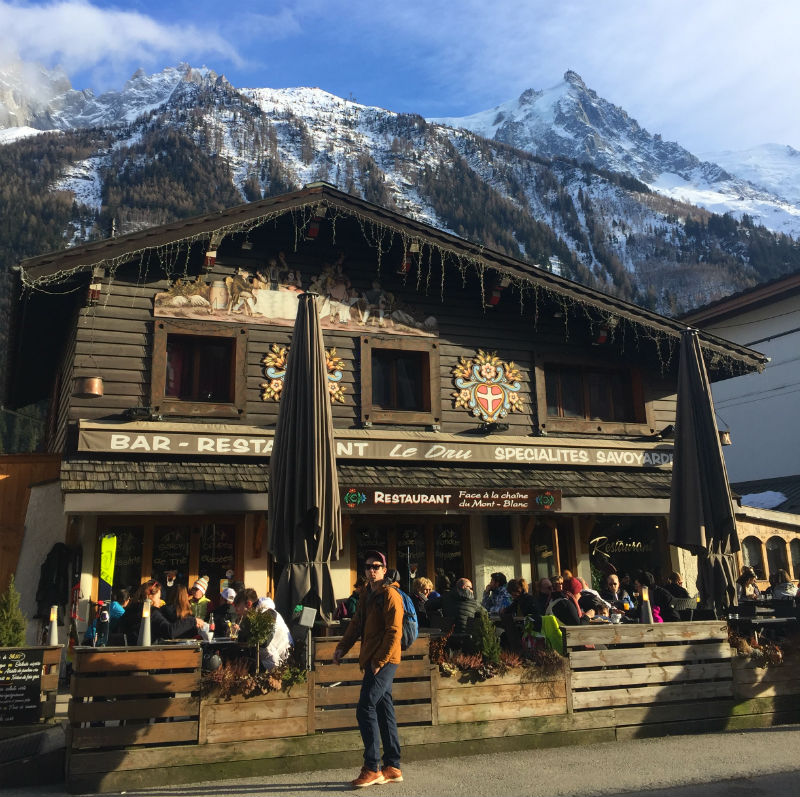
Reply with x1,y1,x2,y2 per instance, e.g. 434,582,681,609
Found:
8,184,765,629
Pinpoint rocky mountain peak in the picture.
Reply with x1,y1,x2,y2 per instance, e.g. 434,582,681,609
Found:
563,69,587,90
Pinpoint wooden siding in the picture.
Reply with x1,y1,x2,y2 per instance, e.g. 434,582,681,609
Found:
61,234,680,441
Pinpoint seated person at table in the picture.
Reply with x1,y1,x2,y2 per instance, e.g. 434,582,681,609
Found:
534,578,553,616
233,589,293,669
770,570,798,600
159,584,206,639
664,571,691,599
119,580,203,643
426,577,485,648
547,578,594,625
481,572,512,614
108,588,130,632
600,573,633,610
189,577,211,621
503,578,539,619
213,587,238,633
579,593,610,621
411,577,434,627
736,567,761,601
634,571,680,622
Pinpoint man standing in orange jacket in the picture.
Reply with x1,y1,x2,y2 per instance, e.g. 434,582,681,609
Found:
333,550,404,788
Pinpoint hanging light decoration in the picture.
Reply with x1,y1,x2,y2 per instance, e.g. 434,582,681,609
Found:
486,275,511,307
305,204,327,240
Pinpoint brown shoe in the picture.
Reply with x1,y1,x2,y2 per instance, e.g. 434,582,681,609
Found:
351,768,386,788
381,766,403,783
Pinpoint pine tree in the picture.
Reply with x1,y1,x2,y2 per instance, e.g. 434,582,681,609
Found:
471,609,501,666
0,574,27,647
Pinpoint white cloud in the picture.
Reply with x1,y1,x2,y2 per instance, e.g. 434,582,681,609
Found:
326,0,800,150
0,0,242,89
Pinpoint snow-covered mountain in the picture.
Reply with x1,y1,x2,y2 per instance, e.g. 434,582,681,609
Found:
701,144,800,207
2,59,800,317
431,71,800,238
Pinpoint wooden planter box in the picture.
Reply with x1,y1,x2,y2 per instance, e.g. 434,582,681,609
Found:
732,657,800,701
199,682,311,743
435,669,568,724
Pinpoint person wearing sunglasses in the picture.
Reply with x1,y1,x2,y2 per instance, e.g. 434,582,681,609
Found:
333,551,404,788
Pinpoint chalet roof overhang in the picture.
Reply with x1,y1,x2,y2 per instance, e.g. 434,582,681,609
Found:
682,268,800,327
61,456,672,497
17,183,767,380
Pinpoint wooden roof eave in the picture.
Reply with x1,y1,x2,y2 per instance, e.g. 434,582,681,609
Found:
17,184,767,376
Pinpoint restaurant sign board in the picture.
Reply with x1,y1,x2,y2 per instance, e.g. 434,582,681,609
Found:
78,425,673,469
0,649,44,725
340,487,561,513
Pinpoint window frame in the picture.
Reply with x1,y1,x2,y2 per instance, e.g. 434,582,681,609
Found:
151,319,248,418
359,335,440,426
93,515,246,601
533,350,655,435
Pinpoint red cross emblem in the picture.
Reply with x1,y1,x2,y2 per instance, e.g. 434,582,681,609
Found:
475,383,505,419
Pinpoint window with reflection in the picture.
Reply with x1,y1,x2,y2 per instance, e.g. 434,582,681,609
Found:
766,536,789,577
791,540,800,581
741,536,765,579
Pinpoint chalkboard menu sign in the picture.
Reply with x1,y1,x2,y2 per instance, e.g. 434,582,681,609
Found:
0,649,44,725
199,523,236,598
110,526,143,592
434,524,464,579
354,525,388,575
153,526,190,584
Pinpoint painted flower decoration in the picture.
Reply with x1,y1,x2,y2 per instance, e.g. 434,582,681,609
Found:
479,363,498,380
451,349,523,422
261,343,346,403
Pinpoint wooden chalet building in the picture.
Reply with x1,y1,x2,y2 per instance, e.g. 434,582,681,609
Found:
7,183,766,629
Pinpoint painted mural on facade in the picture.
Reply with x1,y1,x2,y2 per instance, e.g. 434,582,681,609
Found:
154,253,438,337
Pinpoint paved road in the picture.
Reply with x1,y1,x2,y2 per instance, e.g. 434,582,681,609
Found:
6,725,800,797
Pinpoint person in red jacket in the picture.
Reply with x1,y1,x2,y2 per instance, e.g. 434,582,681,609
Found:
333,551,404,788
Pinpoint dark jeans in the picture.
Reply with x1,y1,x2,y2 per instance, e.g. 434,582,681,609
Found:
356,662,400,772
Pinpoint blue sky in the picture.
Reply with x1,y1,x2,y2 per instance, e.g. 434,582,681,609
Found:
2,0,799,153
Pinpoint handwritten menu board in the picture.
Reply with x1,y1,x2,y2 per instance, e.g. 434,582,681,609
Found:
0,649,44,725
110,527,143,592
152,526,190,583
199,523,236,598
354,525,388,574
434,524,464,579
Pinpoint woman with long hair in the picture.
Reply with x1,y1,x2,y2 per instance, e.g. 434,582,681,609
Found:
119,580,202,643
163,584,193,621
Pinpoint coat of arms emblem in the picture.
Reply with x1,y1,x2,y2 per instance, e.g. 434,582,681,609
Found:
451,350,523,423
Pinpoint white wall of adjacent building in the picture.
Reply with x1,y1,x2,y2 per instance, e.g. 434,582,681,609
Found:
700,294,800,482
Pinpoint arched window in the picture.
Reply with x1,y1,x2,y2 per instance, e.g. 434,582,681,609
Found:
790,539,800,580
741,536,765,580
766,536,789,578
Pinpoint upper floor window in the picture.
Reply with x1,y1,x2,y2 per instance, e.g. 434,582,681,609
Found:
360,336,440,426
152,320,247,418
545,365,635,422
534,353,654,435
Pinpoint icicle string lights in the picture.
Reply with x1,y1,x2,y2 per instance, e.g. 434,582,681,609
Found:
17,195,760,378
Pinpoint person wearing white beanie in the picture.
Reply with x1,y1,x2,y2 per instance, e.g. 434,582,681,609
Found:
233,590,293,669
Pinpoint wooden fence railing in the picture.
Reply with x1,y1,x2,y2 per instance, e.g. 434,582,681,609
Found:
67,646,201,759
312,636,433,731
64,626,800,793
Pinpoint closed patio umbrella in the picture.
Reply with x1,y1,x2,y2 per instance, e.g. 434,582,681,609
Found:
268,292,342,623
669,329,739,615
